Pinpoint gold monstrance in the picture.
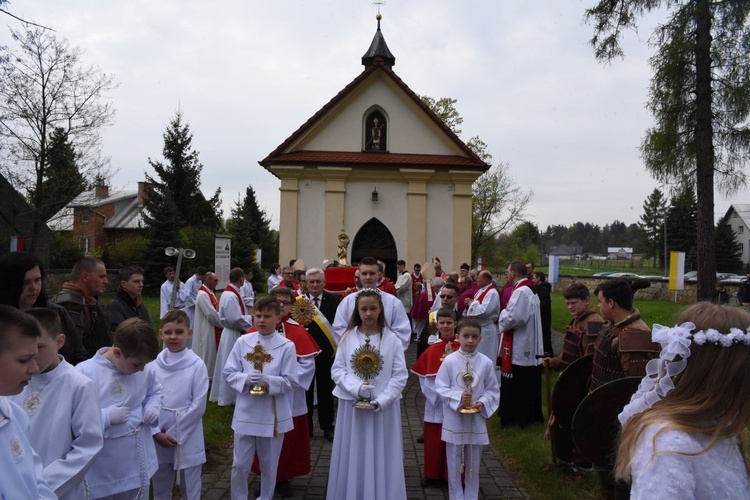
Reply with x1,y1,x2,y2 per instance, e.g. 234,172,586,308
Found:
351,336,384,410
440,341,455,362
291,296,317,327
245,341,273,395
458,355,480,414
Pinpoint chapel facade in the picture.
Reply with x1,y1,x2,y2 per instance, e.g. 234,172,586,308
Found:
260,15,489,276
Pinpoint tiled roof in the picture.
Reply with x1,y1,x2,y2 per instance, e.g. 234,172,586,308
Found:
268,150,484,169
46,188,143,231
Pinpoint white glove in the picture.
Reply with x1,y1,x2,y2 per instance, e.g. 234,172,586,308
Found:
427,334,440,345
107,405,130,426
142,406,159,425
358,385,372,399
248,369,263,385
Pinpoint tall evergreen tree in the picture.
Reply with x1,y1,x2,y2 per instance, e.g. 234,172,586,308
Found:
666,187,698,270
31,127,86,221
145,109,222,231
226,185,277,272
586,0,750,300
638,188,668,268
715,214,743,274
142,191,186,293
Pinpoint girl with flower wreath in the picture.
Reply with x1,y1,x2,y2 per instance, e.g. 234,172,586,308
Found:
326,288,408,500
616,301,750,499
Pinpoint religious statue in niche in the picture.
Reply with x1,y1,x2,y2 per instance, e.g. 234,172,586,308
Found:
337,229,350,265
364,111,387,151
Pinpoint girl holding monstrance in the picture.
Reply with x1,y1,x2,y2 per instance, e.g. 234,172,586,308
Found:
326,288,408,500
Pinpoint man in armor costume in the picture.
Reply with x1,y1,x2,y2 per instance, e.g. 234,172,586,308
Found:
542,283,603,473
589,278,659,498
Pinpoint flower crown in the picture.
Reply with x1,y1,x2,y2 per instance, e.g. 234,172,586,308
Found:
618,322,750,425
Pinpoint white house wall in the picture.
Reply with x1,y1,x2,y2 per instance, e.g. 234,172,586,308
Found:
426,182,454,267
296,179,327,267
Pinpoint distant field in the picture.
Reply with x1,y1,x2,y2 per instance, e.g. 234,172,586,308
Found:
539,264,667,277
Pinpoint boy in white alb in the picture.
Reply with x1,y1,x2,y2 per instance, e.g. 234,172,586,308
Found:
0,305,56,499
223,296,299,500
151,309,208,499
11,308,103,500
435,317,500,500
77,317,162,500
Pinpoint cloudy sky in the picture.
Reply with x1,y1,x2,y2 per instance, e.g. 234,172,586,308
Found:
2,0,747,231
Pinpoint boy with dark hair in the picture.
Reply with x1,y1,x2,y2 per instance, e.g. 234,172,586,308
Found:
107,265,151,332
11,308,103,500
77,317,162,499
412,306,460,488
152,309,208,500
543,283,603,371
0,305,56,499
541,284,603,476
251,287,320,497
224,295,299,500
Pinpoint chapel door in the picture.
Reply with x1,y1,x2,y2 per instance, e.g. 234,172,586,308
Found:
351,218,398,283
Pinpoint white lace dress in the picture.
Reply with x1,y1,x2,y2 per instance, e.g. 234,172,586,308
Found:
630,421,750,499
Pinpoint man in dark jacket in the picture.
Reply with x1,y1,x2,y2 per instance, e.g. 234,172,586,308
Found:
106,265,151,333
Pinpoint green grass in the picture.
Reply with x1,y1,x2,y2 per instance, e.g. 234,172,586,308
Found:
487,369,599,500
550,291,685,332
203,402,235,451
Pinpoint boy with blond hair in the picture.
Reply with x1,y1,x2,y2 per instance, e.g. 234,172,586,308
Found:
0,305,55,499
77,317,162,499
11,307,103,499
151,309,208,499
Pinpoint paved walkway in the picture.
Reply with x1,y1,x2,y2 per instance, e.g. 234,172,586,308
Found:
199,340,534,499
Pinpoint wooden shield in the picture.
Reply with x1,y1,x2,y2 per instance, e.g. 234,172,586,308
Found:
571,376,642,469
551,354,593,428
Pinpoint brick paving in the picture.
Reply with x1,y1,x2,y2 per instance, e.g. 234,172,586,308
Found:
198,340,536,499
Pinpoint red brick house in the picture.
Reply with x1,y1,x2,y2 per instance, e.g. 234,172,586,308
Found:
47,183,150,254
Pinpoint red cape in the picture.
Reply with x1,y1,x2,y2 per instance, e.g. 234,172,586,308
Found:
411,337,460,377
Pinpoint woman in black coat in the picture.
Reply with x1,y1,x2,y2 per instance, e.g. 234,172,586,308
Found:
0,252,87,364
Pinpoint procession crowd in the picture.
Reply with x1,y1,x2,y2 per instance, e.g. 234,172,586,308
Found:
1,250,750,500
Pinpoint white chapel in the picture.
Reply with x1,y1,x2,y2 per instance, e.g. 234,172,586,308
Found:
260,15,489,276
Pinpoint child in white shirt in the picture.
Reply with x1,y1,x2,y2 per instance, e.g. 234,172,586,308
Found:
223,295,298,500
77,317,162,499
151,309,208,500
435,317,500,500
0,304,55,499
11,307,103,500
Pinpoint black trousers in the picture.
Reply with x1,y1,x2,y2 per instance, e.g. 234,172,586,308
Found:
306,353,335,431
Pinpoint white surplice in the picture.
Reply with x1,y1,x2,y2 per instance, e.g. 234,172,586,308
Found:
178,274,202,327
10,357,103,500
193,288,222,378
332,291,411,350
159,279,184,319
240,280,255,309
209,284,253,406
498,283,543,367
152,348,208,470
435,349,500,446
76,348,162,499
223,331,298,437
0,397,56,500
464,284,501,362
327,328,408,500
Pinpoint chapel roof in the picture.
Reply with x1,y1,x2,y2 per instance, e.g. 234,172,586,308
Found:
259,16,489,177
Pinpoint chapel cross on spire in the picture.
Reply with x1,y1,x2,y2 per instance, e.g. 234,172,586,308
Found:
372,0,386,28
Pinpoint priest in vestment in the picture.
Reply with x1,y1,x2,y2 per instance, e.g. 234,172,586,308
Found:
193,272,222,378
